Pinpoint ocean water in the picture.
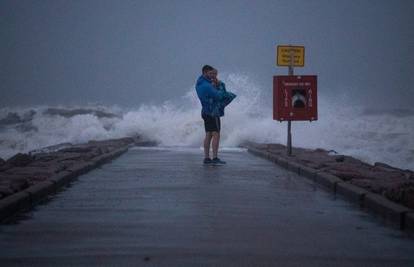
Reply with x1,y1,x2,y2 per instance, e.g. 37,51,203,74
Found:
1,73,413,171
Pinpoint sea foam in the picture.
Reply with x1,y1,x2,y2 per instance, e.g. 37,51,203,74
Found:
0,73,413,170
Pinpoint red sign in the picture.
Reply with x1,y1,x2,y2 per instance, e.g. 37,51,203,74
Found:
273,75,317,121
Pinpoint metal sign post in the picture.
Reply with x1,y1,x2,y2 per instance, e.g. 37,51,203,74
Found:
287,47,294,156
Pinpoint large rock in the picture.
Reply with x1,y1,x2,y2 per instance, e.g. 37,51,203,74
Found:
33,153,58,162
403,188,414,209
6,153,34,167
59,146,94,153
55,152,84,162
0,173,29,198
30,142,73,154
0,185,14,199
43,108,119,119
0,158,5,166
0,163,13,172
9,177,29,192
327,167,386,181
5,166,57,178
374,161,402,171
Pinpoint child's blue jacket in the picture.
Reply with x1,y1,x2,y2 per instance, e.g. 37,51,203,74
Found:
195,75,236,117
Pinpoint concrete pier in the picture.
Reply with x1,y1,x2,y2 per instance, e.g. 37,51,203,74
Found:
1,147,413,266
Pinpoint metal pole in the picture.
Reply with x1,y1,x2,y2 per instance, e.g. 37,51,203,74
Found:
287,46,294,156
287,119,292,156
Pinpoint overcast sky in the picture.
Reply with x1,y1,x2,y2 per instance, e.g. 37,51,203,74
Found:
1,0,413,108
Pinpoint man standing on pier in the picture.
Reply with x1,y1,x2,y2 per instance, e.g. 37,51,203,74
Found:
195,65,226,165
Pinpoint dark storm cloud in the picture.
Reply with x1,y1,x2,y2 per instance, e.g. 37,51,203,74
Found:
1,0,413,108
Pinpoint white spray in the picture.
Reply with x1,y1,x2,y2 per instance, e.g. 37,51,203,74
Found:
0,73,413,170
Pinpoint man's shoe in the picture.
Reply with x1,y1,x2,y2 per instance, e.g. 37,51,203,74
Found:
211,158,226,164
203,158,212,164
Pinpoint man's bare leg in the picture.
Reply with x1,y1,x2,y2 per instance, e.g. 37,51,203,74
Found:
204,132,213,159
212,131,220,159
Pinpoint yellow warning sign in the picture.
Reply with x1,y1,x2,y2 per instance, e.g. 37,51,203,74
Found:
277,45,305,67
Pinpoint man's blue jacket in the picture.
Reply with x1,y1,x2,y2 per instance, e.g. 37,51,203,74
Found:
195,75,224,116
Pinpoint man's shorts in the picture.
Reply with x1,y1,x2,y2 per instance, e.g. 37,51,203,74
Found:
202,113,221,132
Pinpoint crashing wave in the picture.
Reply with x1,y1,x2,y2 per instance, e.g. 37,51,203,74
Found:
0,73,413,171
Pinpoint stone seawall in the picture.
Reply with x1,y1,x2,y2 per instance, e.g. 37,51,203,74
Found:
244,142,414,232
0,137,154,222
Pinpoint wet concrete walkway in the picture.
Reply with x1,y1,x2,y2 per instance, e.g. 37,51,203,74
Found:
0,147,413,266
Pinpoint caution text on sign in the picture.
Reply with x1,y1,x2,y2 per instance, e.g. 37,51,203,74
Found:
277,45,305,67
